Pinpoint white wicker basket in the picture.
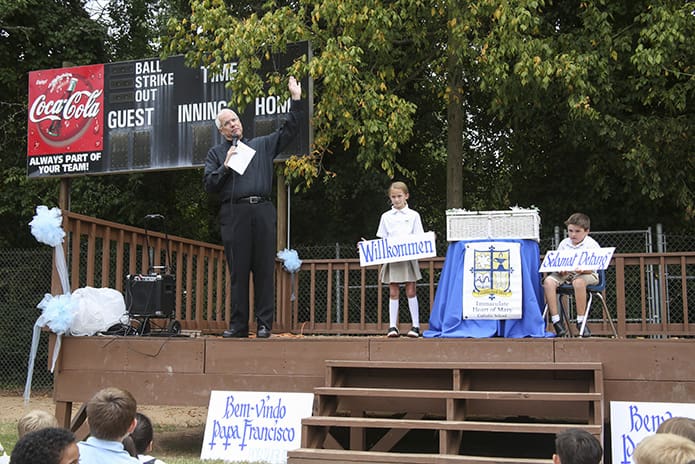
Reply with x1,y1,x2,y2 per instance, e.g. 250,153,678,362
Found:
446,208,541,242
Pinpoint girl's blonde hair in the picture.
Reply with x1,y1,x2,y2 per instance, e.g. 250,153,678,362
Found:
388,181,409,195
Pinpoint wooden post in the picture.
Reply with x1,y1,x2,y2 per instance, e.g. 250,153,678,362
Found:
275,169,289,331
51,178,71,295
58,178,71,210
277,170,288,250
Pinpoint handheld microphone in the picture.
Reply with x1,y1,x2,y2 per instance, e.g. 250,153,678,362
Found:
232,135,238,147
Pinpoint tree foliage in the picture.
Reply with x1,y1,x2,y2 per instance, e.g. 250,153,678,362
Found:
474,1,694,229
0,0,108,247
165,0,445,183
164,0,693,235
0,0,692,250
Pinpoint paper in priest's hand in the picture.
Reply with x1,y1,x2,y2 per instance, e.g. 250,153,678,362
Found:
225,141,256,175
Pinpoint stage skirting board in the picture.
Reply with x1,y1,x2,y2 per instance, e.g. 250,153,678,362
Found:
48,335,695,427
425,239,552,338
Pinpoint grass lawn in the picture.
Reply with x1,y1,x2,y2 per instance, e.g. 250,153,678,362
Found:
0,420,262,464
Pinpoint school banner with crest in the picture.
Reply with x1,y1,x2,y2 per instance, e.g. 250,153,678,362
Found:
462,241,523,319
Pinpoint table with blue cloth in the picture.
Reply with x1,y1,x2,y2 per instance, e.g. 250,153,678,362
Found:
424,239,552,338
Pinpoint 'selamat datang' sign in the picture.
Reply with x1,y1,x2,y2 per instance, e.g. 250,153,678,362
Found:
539,247,615,272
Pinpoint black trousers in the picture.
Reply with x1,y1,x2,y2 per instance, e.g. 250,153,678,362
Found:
221,201,276,332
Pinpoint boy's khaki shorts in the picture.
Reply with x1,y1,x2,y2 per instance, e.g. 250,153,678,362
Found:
544,271,599,287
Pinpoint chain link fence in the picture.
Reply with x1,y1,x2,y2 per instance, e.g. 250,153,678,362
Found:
1,225,693,392
0,248,54,393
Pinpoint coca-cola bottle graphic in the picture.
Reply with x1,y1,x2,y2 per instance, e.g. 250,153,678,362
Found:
47,77,78,137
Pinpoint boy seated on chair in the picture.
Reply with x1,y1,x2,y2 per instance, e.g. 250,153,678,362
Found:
543,212,600,338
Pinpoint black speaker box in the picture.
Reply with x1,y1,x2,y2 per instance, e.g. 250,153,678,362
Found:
125,274,175,317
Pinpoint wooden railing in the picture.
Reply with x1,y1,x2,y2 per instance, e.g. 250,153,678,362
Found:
59,211,232,333
57,211,695,337
613,253,695,337
280,257,445,335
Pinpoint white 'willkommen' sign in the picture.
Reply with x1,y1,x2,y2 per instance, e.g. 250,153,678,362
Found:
539,247,615,273
201,391,314,464
358,231,436,267
462,241,522,319
610,400,695,464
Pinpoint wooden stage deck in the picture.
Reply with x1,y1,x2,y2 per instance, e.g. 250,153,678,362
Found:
50,334,694,425
49,334,694,462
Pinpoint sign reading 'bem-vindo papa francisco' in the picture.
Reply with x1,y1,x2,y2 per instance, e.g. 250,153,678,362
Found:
201,391,314,464
26,42,312,178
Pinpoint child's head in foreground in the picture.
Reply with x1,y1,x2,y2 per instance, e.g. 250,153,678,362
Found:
17,409,59,438
86,386,137,441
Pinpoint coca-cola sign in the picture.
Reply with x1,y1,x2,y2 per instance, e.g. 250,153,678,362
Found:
27,64,104,157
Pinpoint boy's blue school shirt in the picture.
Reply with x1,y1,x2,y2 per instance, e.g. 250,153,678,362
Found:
78,437,139,463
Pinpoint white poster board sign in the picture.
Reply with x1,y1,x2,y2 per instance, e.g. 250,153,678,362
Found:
225,141,256,175
358,231,436,267
539,247,615,273
201,391,314,464
462,241,523,319
610,400,695,464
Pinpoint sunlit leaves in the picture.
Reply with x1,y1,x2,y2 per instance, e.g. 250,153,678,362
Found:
161,0,694,223
163,0,433,187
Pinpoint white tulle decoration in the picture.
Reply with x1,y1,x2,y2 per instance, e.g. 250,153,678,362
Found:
277,248,302,302
25,205,72,404
29,205,65,247
277,248,302,273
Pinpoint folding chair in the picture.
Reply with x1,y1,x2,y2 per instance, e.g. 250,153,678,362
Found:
554,269,618,337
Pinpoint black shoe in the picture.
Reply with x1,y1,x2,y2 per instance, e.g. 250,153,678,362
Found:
577,322,591,337
222,328,248,338
407,327,420,338
257,325,271,338
553,321,567,337
387,327,400,338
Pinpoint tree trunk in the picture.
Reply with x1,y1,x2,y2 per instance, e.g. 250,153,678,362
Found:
446,18,464,210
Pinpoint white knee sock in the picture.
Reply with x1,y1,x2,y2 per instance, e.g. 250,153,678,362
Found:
408,297,420,328
389,299,399,328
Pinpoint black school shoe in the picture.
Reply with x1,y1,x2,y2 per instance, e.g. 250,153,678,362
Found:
257,325,271,338
552,321,567,337
222,328,249,338
407,327,420,338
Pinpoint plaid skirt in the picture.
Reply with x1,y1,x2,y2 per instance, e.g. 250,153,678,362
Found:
379,260,422,284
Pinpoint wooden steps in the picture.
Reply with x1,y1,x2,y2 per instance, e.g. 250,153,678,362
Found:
301,416,601,445
287,448,554,464
288,360,604,464
314,386,603,402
